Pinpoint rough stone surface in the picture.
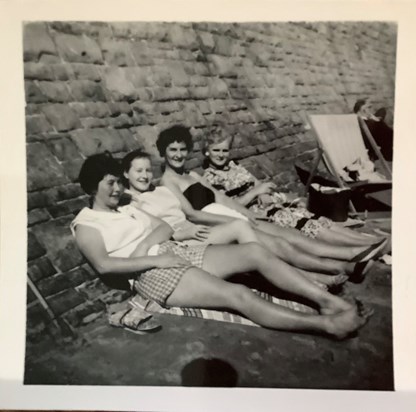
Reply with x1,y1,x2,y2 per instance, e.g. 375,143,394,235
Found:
28,256,57,282
23,22,396,341
23,23,57,61
55,33,103,64
41,104,82,132
27,143,69,191
31,216,84,272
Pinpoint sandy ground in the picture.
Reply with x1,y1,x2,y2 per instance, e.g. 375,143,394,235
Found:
24,214,393,389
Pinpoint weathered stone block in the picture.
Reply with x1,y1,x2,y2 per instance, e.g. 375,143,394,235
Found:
153,87,190,102
107,101,133,116
70,63,102,81
31,216,84,272
28,256,57,282
47,288,85,316
24,63,54,81
25,81,48,103
41,104,81,132
70,128,125,156
37,266,93,297
80,117,110,128
199,31,215,50
47,197,89,218
23,23,56,61
168,25,198,49
100,38,136,66
61,159,85,182
38,81,72,103
27,143,69,191
69,102,110,118
64,300,106,327
28,184,84,210
69,80,106,102
26,115,53,135
150,70,173,87
110,114,134,129
49,22,112,37
213,35,234,56
28,231,46,261
28,208,51,226
129,42,154,66
118,129,140,151
55,33,103,64
48,64,75,81
103,67,138,100
26,303,49,340
134,125,159,154
76,278,109,302
170,68,190,87
208,78,229,99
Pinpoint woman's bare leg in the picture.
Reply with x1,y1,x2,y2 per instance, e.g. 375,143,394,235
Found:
300,271,349,287
166,266,369,338
316,226,379,246
206,220,259,244
253,220,375,261
202,243,355,315
254,230,353,274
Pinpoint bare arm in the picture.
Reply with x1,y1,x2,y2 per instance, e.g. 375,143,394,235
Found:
126,208,174,257
161,176,235,225
74,225,179,276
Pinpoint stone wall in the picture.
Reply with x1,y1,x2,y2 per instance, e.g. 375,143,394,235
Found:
24,21,396,340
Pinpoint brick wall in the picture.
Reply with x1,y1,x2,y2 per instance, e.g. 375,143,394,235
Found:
24,21,396,340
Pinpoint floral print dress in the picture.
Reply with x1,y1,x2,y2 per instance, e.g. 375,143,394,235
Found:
203,161,332,238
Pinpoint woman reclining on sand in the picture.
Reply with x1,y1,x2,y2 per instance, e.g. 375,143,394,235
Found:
71,152,372,339
121,149,383,286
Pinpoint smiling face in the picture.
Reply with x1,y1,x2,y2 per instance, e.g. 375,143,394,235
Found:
124,157,153,193
164,140,189,171
94,174,123,210
206,138,231,169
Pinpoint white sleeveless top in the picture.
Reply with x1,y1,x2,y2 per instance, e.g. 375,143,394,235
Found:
70,206,154,258
125,187,188,231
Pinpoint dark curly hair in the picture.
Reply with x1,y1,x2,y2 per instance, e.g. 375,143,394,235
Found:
121,149,152,188
78,152,122,195
156,125,193,157
353,99,367,114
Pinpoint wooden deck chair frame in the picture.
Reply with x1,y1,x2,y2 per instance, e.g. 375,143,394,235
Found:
305,114,392,213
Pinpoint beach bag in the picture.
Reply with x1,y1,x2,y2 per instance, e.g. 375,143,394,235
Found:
307,184,351,222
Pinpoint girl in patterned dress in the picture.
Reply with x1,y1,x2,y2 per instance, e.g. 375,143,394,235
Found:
154,125,387,280
71,152,373,339
202,129,380,246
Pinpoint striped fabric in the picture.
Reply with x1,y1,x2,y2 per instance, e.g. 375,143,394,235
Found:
128,290,316,328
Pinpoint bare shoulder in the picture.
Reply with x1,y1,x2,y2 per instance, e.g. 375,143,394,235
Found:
189,170,202,180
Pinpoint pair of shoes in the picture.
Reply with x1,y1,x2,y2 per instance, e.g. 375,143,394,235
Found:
108,307,161,335
351,238,388,263
349,260,374,283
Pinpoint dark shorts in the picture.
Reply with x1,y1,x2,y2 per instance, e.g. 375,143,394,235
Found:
133,241,208,307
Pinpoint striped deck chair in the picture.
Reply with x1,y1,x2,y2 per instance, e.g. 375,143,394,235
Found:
306,114,392,211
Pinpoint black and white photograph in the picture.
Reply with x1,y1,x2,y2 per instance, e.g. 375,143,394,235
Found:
22,19,395,389
1,1,416,411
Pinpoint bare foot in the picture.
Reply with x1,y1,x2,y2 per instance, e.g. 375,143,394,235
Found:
320,294,354,315
308,273,348,287
324,307,373,339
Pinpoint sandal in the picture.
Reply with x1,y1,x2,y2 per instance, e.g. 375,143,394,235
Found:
349,259,374,283
351,238,388,263
109,308,161,335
